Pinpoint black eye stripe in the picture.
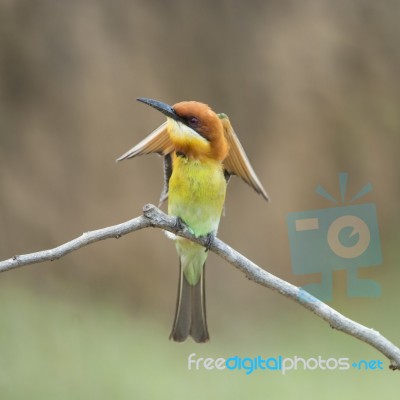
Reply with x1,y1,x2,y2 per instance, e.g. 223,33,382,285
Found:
187,117,209,141
184,116,199,127
173,112,210,142
189,117,199,125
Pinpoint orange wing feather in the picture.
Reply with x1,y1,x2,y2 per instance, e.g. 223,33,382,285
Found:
220,114,269,201
116,122,173,161
116,122,174,206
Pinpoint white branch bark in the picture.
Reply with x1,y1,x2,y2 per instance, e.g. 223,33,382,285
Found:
1,204,399,370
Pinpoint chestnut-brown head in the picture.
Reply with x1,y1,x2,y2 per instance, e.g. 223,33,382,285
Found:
137,98,228,161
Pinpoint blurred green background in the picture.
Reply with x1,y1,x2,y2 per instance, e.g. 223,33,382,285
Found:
1,0,399,398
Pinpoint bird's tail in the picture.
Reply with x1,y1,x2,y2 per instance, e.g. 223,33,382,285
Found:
170,260,209,343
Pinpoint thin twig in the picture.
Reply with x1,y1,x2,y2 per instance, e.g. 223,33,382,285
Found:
1,204,399,370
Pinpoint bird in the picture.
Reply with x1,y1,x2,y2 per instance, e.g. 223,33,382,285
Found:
117,98,269,343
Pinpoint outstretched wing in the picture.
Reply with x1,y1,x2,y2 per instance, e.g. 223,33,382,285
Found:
116,122,174,205
116,122,173,161
219,114,269,201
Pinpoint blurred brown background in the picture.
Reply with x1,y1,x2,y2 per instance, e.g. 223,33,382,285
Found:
1,0,399,398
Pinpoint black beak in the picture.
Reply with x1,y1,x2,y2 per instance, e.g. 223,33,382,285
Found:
137,98,182,122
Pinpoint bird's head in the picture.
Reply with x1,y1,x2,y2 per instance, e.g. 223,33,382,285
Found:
137,98,228,161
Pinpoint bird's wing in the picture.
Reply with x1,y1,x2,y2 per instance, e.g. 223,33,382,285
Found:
116,122,174,205
159,153,172,205
116,122,174,161
219,114,269,201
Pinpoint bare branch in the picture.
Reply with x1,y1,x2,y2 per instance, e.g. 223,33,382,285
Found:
1,204,399,370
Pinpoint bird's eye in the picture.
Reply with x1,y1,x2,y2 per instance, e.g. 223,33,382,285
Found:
188,117,199,126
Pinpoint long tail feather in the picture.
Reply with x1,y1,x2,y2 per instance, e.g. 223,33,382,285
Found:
170,261,209,343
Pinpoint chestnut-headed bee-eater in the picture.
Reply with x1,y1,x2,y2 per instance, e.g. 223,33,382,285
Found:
117,98,269,343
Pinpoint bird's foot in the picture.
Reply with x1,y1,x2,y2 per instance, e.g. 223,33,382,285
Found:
174,216,194,234
203,233,215,252
174,216,185,231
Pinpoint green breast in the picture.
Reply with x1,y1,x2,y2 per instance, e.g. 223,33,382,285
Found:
168,156,227,237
